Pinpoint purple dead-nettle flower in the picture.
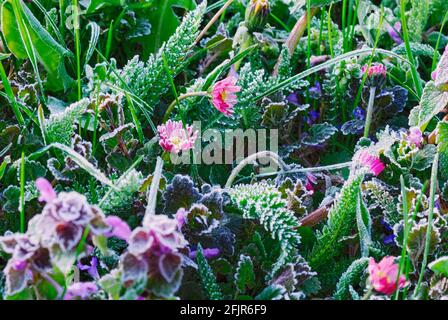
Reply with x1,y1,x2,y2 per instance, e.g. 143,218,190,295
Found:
36,177,56,203
189,247,220,259
120,214,188,290
0,232,52,296
306,110,320,126
308,81,322,99
30,184,110,253
64,282,98,300
105,216,132,241
77,256,100,280
407,127,423,148
175,208,188,229
353,106,366,120
387,22,403,45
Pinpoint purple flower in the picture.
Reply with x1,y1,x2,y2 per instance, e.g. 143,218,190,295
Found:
307,110,320,126
286,92,301,107
63,282,98,300
387,22,403,45
77,256,100,280
175,208,188,229
105,216,132,241
36,178,56,203
308,81,322,99
305,173,317,194
353,106,366,120
189,247,220,259
407,127,423,148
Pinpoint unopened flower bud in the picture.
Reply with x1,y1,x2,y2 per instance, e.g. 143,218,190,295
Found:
245,0,270,32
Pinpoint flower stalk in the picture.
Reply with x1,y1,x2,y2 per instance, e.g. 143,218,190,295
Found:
363,86,376,138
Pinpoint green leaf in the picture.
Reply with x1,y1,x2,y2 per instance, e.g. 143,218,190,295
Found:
437,121,448,180
310,0,342,7
392,42,438,59
333,257,369,300
1,0,74,91
85,0,123,14
408,81,448,130
356,190,371,258
301,122,338,146
429,256,448,277
234,255,255,294
255,285,286,300
144,0,196,55
196,244,223,300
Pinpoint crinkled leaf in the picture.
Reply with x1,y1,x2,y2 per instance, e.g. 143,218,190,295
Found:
408,81,448,131
301,122,338,146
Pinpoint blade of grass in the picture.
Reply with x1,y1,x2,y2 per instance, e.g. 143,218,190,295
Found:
414,152,439,296
19,151,25,233
11,0,46,104
252,47,412,101
105,20,114,60
400,0,423,97
0,55,25,125
431,10,448,72
394,175,409,300
126,92,144,143
72,0,81,100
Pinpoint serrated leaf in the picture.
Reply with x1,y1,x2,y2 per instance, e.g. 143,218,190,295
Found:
392,42,438,59
437,121,448,180
356,190,371,258
196,244,223,300
255,284,286,300
234,255,255,293
408,81,448,131
301,122,338,146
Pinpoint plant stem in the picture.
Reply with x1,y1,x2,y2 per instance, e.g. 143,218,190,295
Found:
273,7,318,76
394,175,408,300
0,59,25,126
19,151,25,233
414,152,439,296
73,0,81,100
194,0,234,46
163,91,210,122
225,151,288,189
363,86,376,138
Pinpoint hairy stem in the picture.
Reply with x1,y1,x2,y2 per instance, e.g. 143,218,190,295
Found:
414,152,439,296
194,0,234,46
363,86,376,138
163,91,210,122
225,151,288,189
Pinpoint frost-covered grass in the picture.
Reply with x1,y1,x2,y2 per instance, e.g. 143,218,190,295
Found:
0,0,448,300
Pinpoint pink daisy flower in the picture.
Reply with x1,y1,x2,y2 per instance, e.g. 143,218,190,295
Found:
211,77,241,116
361,63,387,77
368,256,406,295
356,151,385,176
157,120,198,154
